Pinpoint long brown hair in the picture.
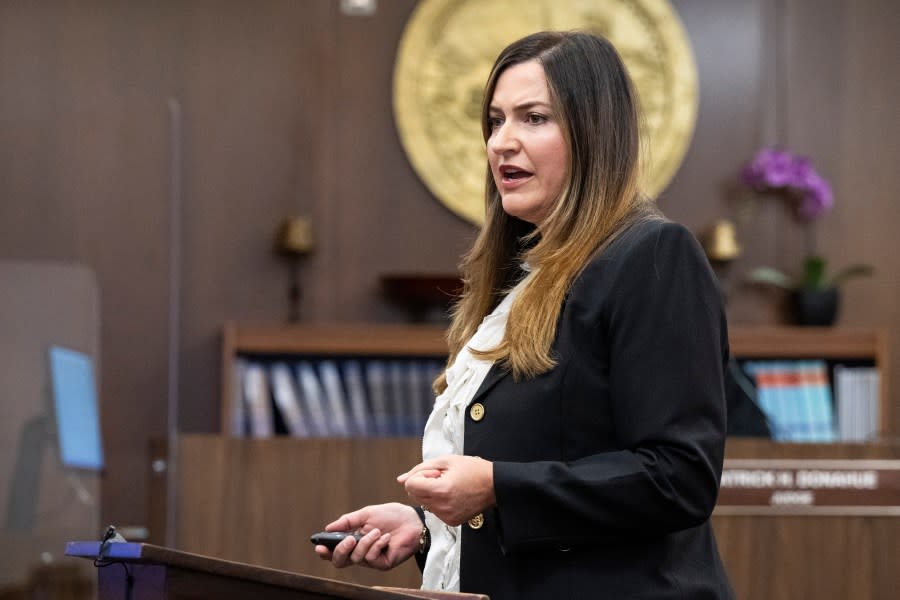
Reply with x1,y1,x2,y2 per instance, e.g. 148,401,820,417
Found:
436,31,659,393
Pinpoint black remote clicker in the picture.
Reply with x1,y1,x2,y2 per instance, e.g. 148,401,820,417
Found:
310,531,363,550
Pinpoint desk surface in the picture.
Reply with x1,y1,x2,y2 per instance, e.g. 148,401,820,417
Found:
66,541,488,600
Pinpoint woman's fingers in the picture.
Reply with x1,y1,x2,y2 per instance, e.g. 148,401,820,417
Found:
403,456,496,527
325,517,350,532
326,507,367,532
329,534,360,568
404,471,444,509
398,469,442,489
317,503,421,571
397,460,446,483
365,532,392,568
349,528,382,565
404,471,439,495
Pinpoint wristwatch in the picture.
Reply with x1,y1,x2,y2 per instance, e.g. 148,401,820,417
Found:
414,506,431,555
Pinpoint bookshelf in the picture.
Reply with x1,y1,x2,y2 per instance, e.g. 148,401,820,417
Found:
221,322,447,435
221,323,890,440
729,327,889,440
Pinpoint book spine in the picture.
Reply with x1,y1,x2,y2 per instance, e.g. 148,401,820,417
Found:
296,361,330,436
343,360,372,437
365,361,390,437
243,363,274,438
269,363,309,437
319,360,351,437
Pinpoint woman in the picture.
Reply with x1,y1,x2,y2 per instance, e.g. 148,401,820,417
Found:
315,31,734,599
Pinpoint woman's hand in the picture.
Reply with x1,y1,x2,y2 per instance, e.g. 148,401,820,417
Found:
314,503,422,571
398,455,495,527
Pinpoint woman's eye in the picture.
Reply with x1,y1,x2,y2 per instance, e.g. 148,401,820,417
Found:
526,113,547,125
488,117,503,130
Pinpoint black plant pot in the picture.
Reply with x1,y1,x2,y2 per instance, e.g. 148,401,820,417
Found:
790,287,839,326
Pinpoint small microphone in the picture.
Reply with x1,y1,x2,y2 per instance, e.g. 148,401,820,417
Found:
97,525,128,560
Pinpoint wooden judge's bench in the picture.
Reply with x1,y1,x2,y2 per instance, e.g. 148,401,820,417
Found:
140,324,898,599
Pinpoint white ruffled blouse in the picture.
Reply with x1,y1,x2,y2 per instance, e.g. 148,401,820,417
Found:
420,277,526,592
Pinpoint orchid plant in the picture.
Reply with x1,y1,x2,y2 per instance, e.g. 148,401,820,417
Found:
741,147,872,290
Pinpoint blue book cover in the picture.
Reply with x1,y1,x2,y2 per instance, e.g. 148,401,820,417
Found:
785,361,810,441
805,360,836,442
774,361,800,441
745,361,795,441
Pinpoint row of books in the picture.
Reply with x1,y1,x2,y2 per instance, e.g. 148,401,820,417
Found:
230,358,445,438
230,356,880,442
742,361,880,442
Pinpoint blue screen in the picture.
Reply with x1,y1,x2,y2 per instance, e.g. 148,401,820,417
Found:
49,346,104,470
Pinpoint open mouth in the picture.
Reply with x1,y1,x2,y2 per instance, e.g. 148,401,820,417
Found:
500,166,533,181
505,170,531,180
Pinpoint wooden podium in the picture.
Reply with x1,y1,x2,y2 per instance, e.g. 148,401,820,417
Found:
65,541,488,600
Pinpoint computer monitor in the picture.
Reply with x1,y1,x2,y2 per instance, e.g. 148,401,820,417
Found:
49,346,104,471
5,345,103,532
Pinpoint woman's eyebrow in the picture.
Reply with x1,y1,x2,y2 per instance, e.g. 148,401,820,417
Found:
488,100,553,114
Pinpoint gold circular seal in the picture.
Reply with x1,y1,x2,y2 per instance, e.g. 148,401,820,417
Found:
393,0,698,225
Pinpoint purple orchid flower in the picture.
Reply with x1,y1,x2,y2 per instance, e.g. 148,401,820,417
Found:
741,147,833,221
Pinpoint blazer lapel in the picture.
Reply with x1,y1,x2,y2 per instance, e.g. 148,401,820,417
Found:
469,362,508,406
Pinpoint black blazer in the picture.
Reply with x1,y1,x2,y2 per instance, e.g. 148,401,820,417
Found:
456,220,734,599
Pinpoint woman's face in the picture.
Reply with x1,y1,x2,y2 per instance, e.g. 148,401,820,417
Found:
487,60,569,226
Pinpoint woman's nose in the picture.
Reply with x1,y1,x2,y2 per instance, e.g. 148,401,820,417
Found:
488,123,519,155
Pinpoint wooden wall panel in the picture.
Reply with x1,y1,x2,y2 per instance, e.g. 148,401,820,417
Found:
0,0,897,549
827,1,900,440
159,436,900,598
173,0,338,452
661,0,779,325
170,435,423,589
712,439,900,600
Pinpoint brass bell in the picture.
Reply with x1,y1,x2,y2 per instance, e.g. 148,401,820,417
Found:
703,219,741,263
276,216,315,256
